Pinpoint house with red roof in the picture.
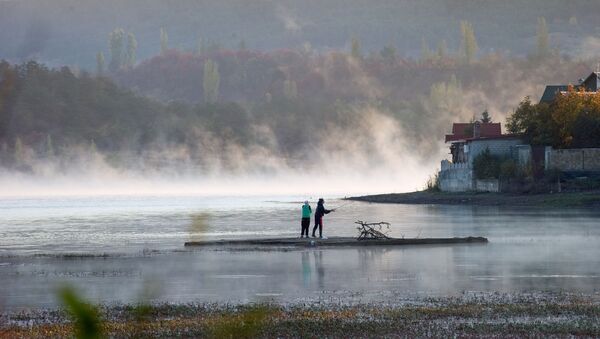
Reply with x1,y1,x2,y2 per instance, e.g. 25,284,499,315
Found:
439,71,600,193
439,121,525,192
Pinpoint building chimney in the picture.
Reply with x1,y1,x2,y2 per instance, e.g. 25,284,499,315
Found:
473,121,481,138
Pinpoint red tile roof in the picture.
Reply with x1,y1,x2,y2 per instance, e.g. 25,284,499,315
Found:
445,122,502,142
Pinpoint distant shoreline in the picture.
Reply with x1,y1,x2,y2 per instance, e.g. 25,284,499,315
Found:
348,190,600,207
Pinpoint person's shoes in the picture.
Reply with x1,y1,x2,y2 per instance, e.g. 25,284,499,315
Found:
311,235,316,238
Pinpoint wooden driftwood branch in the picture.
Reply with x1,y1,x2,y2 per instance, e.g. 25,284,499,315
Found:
355,220,391,240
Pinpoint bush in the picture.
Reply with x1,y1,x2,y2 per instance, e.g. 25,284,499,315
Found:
425,172,440,191
499,159,518,179
473,148,501,179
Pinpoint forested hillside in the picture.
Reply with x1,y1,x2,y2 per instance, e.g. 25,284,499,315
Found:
0,48,595,176
1,0,600,69
2,1,600,177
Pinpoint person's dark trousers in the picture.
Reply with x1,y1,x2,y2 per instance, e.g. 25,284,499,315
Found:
301,217,310,237
312,217,323,237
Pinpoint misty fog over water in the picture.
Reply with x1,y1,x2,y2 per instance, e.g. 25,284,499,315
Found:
1,196,600,310
2,0,600,322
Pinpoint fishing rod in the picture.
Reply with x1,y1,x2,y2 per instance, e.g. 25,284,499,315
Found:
330,200,355,211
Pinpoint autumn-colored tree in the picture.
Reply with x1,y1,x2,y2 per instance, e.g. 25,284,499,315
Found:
553,89,600,146
460,21,478,64
507,91,600,147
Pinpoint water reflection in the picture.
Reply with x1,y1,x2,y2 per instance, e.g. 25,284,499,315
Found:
188,212,211,242
301,251,325,289
3,196,600,309
314,251,325,289
301,251,311,288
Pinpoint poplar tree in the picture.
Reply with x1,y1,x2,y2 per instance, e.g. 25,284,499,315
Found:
203,59,220,103
536,17,550,58
13,137,24,165
126,32,137,67
96,52,105,75
160,27,169,55
108,28,125,72
351,37,362,60
437,40,448,59
460,21,478,64
45,134,54,158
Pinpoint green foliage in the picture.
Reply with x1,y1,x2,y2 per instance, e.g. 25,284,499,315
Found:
507,93,600,148
238,39,246,50
126,32,137,67
536,17,550,58
480,110,491,123
473,148,501,179
571,113,600,148
429,75,462,114
380,45,396,61
45,134,54,158
283,79,297,99
58,286,103,339
209,304,273,339
13,137,24,165
460,21,478,64
95,52,105,76
203,59,220,103
506,97,557,146
569,16,578,26
108,28,125,72
499,158,518,179
425,172,440,192
160,27,168,54
350,37,362,60
437,40,448,59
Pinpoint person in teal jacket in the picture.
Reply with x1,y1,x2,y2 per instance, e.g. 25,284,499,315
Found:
300,201,312,238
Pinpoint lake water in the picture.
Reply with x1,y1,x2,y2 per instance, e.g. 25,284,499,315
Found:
1,195,600,310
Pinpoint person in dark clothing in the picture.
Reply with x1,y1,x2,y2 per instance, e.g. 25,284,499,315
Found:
301,201,312,238
312,198,333,238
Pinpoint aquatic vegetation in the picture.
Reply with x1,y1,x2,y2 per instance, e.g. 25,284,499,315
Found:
3,293,600,338
57,286,103,339
208,304,275,338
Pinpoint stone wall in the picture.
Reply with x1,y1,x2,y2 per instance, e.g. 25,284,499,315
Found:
546,148,600,171
439,160,473,192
